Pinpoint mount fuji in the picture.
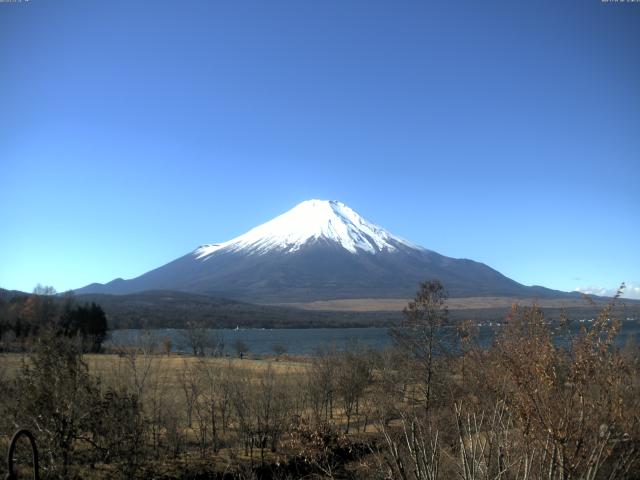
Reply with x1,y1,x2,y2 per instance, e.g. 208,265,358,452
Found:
76,200,572,302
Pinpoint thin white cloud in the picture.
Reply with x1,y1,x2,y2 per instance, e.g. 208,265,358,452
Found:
574,283,640,300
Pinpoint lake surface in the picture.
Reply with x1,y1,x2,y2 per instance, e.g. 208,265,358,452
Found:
107,327,392,355
106,318,640,356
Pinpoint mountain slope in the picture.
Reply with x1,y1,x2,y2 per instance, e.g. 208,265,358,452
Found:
76,200,577,302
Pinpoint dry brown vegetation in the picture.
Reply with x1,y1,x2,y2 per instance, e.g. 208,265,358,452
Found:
271,296,618,312
0,282,638,479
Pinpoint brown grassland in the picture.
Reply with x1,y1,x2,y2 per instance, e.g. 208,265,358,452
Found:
273,296,617,312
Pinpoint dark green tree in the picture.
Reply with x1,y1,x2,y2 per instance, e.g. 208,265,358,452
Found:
59,302,108,352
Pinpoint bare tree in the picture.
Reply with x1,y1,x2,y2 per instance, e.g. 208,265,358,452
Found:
233,339,250,358
193,357,235,453
271,343,288,359
179,360,200,428
11,332,99,476
391,280,448,413
335,347,373,433
161,336,173,356
308,347,338,423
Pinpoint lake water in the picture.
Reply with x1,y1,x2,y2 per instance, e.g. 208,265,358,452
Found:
106,318,640,356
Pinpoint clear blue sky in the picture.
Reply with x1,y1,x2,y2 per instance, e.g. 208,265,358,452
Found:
1,0,638,298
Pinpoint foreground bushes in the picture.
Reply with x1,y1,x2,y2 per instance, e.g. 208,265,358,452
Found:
378,283,640,480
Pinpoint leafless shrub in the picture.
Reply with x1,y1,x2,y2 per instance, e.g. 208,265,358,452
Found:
335,346,373,434
308,348,338,424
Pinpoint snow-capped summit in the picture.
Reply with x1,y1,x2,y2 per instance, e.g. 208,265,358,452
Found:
194,199,420,259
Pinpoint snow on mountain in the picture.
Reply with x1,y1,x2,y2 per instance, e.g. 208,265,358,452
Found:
194,199,421,259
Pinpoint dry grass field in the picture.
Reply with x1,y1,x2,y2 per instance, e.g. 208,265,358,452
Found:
0,352,312,399
0,351,330,478
272,295,614,312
